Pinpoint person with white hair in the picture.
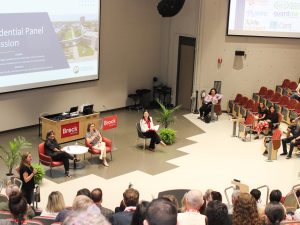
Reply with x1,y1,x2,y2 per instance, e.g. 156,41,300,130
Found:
177,189,206,225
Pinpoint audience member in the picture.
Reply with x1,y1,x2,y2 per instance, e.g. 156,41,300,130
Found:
204,189,213,207
250,189,264,216
162,195,179,212
19,152,37,205
8,192,28,225
211,191,222,202
232,193,261,225
227,189,240,214
41,191,66,218
269,190,282,203
144,198,177,225
205,200,230,225
91,188,114,220
177,189,206,225
256,102,268,122
130,201,149,225
254,106,278,140
290,83,300,101
111,188,139,225
283,120,300,159
199,88,223,120
77,188,91,198
264,202,285,225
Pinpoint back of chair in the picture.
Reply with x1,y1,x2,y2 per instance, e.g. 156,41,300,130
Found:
136,122,146,138
282,79,290,88
0,194,8,203
33,216,55,225
289,81,298,91
38,143,52,166
258,86,268,96
0,210,12,219
233,94,242,103
245,114,255,126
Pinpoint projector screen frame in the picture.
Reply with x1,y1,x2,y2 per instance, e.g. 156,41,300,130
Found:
226,0,300,39
0,0,101,95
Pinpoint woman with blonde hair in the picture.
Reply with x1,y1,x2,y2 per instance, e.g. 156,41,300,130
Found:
41,191,66,217
232,192,262,225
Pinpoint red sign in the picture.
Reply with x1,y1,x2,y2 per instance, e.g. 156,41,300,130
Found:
102,115,118,130
61,122,79,138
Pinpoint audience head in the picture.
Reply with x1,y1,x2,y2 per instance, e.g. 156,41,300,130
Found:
204,189,213,203
46,191,65,213
5,184,20,197
72,195,94,211
231,189,240,206
123,188,139,207
232,193,261,225
63,207,109,225
184,189,204,211
206,200,229,225
131,201,150,225
259,102,265,109
209,88,217,96
211,191,222,202
269,106,276,113
91,188,103,204
8,192,28,224
250,189,261,202
269,190,282,203
144,198,177,225
46,130,55,139
264,202,285,225
162,195,179,211
77,188,91,198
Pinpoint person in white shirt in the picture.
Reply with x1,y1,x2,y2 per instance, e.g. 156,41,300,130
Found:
199,88,223,119
41,191,66,218
177,189,206,225
140,110,166,151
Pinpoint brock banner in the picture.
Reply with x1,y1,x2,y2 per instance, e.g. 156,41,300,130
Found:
61,122,79,138
102,115,118,130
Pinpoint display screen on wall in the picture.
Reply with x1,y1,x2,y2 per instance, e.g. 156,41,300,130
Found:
227,0,300,38
0,0,100,94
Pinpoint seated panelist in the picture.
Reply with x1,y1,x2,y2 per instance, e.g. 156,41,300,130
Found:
44,130,78,177
86,123,109,167
199,88,223,119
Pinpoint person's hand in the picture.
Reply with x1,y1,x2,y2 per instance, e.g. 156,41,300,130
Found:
33,169,37,175
292,139,296,144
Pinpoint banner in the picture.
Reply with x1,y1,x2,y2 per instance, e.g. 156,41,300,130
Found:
61,122,79,138
102,115,118,130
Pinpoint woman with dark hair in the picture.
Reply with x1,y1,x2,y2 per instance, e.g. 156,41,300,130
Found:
44,130,78,177
254,106,279,139
264,202,285,225
86,123,109,167
199,88,223,119
140,110,165,151
256,102,268,121
8,192,28,225
130,201,150,225
206,200,230,225
19,152,36,205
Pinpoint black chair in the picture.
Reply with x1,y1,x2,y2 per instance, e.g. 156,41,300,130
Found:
128,93,143,111
136,122,150,150
158,189,190,208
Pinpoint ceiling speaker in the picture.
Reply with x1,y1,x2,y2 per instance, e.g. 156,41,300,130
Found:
157,0,185,17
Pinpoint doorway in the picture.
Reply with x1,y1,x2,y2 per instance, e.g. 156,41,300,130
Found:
176,36,196,110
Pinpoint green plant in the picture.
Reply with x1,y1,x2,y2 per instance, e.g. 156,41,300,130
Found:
159,128,176,145
0,137,32,175
156,99,181,128
32,163,45,184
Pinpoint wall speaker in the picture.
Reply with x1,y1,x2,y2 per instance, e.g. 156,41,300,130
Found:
157,0,185,17
235,50,245,56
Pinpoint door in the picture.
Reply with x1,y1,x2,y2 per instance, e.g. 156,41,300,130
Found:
176,36,196,110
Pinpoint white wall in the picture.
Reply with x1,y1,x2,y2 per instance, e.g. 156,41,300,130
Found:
161,0,300,108
0,0,161,131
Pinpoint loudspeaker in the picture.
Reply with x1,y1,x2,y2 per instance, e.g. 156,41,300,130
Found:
235,50,245,56
157,0,185,17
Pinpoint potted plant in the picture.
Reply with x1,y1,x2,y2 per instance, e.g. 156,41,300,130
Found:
32,163,45,184
0,136,32,176
155,99,181,144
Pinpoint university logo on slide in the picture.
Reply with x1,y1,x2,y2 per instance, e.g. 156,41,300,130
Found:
102,115,118,130
61,122,79,138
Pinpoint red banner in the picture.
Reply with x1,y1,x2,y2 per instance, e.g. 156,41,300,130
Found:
61,122,79,138
102,115,118,130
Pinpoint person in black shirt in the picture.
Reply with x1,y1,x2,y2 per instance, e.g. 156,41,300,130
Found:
281,119,300,157
44,130,78,177
19,152,37,205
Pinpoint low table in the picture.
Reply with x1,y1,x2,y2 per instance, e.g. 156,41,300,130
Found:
62,145,88,169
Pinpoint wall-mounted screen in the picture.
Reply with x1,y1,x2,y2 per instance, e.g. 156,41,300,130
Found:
0,0,100,94
227,0,300,38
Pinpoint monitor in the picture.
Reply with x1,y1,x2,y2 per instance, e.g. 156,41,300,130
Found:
82,104,94,115
69,106,78,114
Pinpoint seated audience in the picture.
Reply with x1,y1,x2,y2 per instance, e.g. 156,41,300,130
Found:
144,198,177,225
232,193,261,225
63,209,110,225
8,192,29,225
44,130,78,177
211,191,222,202
290,83,300,101
250,189,265,217
91,188,114,220
130,201,149,225
111,187,139,225
199,88,223,120
140,110,166,151
227,189,240,215
205,200,230,225
77,188,91,198
269,190,282,203
41,191,65,218
161,195,179,212
204,189,213,206
72,195,97,212
256,102,268,122
86,123,109,167
264,202,285,225
254,106,278,139
280,118,300,157
177,189,206,225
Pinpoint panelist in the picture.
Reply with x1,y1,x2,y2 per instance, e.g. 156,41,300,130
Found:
44,130,79,177
86,123,109,167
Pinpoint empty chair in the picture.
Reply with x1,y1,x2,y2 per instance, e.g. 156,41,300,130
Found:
283,81,298,96
238,113,255,141
276,79,290,94
289,103,300,122
265,128,282,160
276,95,290,113
239,99,254,118
227,93,242,113
233,96,248,118
266,92,282,108
281,99,298,123
253,86,268,102
33,216,55,225
260,89,274,105
250,101,259,114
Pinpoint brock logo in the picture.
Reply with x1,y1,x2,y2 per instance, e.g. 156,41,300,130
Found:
61,122,79,138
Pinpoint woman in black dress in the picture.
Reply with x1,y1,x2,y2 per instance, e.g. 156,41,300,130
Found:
44,130,78,177
19,152,36,205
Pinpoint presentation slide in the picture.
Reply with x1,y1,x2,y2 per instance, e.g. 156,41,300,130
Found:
227,0,300,38
0,0,100,93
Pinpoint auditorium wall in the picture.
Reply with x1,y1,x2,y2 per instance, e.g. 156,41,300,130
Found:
0,0,161,131
160,0,300,108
